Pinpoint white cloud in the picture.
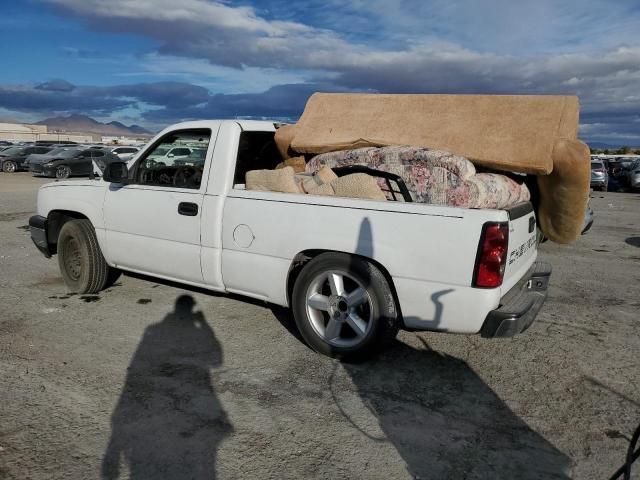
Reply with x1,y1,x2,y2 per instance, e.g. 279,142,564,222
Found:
25,0,640,142
46,0,309,35
118,53,314,94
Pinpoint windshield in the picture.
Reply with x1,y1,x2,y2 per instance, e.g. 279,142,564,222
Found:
591,161,603,169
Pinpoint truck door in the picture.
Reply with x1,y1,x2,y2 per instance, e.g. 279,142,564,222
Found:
102,128,216,284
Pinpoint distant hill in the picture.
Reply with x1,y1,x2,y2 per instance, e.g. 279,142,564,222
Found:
587,141,640,150
36,114,152,137
588,141,620,149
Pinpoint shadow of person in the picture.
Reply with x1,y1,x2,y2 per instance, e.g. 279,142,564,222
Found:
102,295,232,479
625,236,640,248
337,339,571,479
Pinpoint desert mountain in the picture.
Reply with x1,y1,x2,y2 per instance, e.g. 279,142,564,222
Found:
36,114,152,137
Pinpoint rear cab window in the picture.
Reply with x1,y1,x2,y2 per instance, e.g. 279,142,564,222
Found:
233,131,282,188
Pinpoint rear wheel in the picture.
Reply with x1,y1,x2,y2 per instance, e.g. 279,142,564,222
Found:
55,165,71,179
291,253,399,361
57,219,116,293
2,161,17,173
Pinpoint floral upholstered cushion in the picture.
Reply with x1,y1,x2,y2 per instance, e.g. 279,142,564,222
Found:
306,146,530,209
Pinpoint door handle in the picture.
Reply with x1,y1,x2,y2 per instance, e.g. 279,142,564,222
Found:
178,202,199,216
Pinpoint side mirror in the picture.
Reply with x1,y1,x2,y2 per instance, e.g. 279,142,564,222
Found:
103,161,129,183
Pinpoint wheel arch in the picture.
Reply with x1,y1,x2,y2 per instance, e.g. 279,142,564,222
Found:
46,210,91,255
286,249,404,323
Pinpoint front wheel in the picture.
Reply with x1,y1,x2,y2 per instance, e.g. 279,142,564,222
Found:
55,165,71,179
291,253,399,361
2,161,17,173
57,219,117,293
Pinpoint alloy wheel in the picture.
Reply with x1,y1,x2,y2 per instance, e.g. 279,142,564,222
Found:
304,270,373,348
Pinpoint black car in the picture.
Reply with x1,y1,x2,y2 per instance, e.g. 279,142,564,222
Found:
30,148,119,179
0,145,53,173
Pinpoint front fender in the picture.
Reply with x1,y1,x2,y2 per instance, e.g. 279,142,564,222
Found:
38,183,106,229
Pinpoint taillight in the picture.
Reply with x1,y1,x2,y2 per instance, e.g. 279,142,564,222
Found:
473,222,509,288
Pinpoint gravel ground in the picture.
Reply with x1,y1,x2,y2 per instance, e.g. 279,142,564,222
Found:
1,172,639,479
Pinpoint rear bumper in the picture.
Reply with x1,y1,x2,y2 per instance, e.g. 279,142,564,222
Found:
29,215,51,258
480,261,551,337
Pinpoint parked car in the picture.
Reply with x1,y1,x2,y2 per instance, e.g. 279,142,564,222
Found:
590,159,608,190
0,145,53,173
30,148,119,179
29,120,550,360
0,140,13,146
146,146,192,165
35,140,78,146
101,146,140,161
174,147,207,166
620,159,640,191
24,147,75,167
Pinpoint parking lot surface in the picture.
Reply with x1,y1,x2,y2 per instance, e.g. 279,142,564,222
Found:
1,172,639,479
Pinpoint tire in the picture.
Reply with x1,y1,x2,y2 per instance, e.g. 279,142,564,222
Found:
57,219,115,294
55,165,71,179
291,252,399,361
2,161,17,173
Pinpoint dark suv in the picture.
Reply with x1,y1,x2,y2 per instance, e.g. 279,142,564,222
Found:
0,146,53,173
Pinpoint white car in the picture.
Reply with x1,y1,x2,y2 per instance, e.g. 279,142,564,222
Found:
29,120,550,360
102,146,140,162
146,146,191,165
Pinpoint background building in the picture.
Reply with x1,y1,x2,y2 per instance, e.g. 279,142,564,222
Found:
0,122,98,143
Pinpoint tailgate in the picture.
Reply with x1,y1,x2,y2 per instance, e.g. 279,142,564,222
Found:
501,203,538,294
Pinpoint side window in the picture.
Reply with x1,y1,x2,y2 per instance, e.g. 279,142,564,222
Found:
134,129,210,189
92,150,105,157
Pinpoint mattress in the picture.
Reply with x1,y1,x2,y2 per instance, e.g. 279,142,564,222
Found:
306,146,530,209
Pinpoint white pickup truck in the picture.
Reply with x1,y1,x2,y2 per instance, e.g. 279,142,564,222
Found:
29,120,550,359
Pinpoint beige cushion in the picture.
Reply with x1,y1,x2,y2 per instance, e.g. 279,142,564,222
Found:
275,155,306,173
331,173,387,201
246,166,301,194
296,166,338,193
306,183,335,196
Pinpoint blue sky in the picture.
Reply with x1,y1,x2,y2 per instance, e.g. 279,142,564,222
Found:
0,0,639,144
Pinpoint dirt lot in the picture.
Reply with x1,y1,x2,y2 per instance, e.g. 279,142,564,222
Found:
1,172,639,479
